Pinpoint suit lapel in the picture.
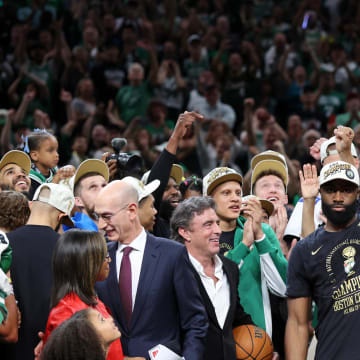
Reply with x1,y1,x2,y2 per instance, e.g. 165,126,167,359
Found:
221,257,236,329
107,242,128,332
189,261,221,328
130,234,160,328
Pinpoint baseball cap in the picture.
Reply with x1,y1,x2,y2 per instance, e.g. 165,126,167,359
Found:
251,160,289,193
251,150,287,170
74,159,109,188
32,183,75,227
141,164,184,185
320,136,358,164
241,195,274,217
187,34,201,45
319,161,359,187
0,150,31,174
203,167,243,196
122,176,160,202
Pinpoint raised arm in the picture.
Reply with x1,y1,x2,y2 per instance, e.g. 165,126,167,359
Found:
300,164,319,238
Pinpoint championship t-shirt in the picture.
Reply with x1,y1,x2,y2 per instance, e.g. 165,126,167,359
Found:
287,217,360,359
219,229,235,255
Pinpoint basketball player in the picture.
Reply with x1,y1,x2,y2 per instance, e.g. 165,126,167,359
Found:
286,161,360,359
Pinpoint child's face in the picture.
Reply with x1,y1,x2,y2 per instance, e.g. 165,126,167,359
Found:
34,136,59,169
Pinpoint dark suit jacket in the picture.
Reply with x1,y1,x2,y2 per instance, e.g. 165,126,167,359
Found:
190,255,254,360
96,233,208,359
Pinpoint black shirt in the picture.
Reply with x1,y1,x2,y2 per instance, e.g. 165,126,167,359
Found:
219,229,236,255
287,216,360,359
8,225,59,360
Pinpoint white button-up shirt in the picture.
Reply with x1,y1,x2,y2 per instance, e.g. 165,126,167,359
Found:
189,254,230,328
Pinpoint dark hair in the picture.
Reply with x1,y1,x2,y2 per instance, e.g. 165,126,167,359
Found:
179,176,203,197
252,169,286,193
40,309,106,360
51,230,107,308
170,196,216,243
0,191,30,231
24,130,55,160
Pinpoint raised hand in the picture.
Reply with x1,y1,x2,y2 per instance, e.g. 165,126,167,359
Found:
309,138,327,161
334,125,354,154
299,164,319,199
173,111,204,139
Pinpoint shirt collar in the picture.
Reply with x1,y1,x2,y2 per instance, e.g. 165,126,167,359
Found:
189,253,223,277
118,227,147,253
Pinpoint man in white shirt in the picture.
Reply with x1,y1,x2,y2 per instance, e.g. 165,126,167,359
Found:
170,196,253,360
95,180,208,359
195,84,236,130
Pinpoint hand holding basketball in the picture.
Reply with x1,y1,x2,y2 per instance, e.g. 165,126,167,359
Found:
233,324,273,360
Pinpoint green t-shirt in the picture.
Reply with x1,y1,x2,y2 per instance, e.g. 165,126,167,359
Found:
115,81,153,124
183,57,209,89
145,120,174,135
317,91,345,118
335,112,360,129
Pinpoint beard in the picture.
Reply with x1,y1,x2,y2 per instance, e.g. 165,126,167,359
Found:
81,202,96,221
322,199,358,227
159,199,176,222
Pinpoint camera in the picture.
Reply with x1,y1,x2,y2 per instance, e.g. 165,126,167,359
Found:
106,138,143,179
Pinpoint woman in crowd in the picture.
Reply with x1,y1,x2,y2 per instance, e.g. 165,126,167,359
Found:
42,229,124,360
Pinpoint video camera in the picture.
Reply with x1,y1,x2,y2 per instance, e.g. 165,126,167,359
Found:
106,138,143,179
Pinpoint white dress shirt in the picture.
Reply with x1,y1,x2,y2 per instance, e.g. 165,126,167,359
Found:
116,228,147,310
189,254,230,329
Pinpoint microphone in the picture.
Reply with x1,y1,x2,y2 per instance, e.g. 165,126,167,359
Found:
111,138,127,153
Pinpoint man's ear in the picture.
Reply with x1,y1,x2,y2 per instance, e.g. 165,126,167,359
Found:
75,196,84,208
128,202,138,220
178,227,191,242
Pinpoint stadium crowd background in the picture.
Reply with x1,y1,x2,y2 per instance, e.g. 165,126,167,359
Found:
0,0,360,204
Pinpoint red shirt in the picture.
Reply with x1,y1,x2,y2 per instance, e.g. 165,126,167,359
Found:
43,293,124,360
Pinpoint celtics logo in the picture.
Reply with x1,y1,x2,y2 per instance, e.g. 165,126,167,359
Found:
343,246,356,276
346,169,355,179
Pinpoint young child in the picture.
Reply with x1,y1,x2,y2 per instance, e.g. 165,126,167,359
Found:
23,129,75,198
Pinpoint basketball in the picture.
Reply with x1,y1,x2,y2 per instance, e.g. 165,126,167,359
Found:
233,324,273,360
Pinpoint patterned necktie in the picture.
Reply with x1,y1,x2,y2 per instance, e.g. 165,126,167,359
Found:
118,246,133,326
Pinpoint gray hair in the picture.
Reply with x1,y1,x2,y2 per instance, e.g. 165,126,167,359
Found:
170,196,216,243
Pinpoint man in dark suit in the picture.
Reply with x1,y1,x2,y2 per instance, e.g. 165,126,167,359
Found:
95,180,208,359
170,196,254,360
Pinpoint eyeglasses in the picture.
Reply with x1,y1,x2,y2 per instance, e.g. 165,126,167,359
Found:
94,203,129,223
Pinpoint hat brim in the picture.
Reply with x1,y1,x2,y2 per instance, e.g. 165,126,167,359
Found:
0,151,31,174
139,179,160,202
74,159,110,190
207,173,243,196
251,160,289,191
251,152,287,170
170,164,184,184
259,199,274,216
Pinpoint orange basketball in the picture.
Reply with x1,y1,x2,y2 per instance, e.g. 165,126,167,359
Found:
233,324,273,360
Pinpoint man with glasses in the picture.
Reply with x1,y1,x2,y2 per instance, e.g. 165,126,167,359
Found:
95,179,208,359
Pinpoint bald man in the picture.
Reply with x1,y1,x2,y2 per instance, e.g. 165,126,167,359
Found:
94,180,208,359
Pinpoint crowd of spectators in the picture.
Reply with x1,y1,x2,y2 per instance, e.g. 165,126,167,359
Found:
0,0,359,206
1,2,360,358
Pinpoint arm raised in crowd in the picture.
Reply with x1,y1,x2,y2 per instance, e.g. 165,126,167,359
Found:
300,163,319,238
148,111,202,210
